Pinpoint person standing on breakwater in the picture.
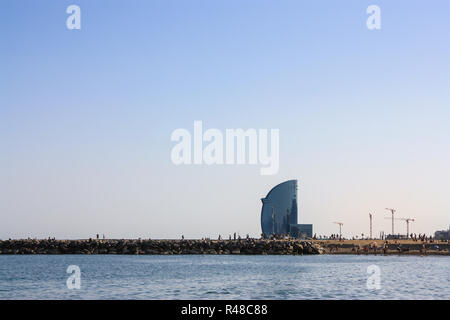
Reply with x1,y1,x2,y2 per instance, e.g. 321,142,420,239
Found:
371,242,377,253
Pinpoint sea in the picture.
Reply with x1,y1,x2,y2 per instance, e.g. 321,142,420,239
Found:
0,254,448,300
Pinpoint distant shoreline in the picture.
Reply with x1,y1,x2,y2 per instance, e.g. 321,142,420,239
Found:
312,239,449,255
0,239,448,256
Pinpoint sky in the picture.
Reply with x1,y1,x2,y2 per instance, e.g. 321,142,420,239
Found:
1,0,449,239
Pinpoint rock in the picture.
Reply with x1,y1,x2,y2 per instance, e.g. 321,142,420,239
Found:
0,239,337,255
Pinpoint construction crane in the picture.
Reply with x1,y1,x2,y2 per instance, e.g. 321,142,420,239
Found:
384,217,415,238
369,213,373,239
401,218,415,238
333,222,343,239
385,208,396,235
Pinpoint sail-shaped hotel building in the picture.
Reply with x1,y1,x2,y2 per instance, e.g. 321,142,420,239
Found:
260,180,312,238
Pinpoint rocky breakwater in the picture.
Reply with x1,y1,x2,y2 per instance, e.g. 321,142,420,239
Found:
0,239,324,255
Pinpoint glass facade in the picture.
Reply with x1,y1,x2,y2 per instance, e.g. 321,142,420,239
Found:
261,180,298,237
290,224,313,239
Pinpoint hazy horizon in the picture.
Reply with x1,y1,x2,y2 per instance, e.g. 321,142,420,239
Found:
1,1,449,240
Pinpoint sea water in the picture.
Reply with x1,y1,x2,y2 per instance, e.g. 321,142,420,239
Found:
0,254,448,299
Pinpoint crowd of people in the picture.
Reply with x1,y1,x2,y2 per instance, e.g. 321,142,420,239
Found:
177,232,449,243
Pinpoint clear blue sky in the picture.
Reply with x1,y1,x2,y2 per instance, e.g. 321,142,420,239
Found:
1,0,449,239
